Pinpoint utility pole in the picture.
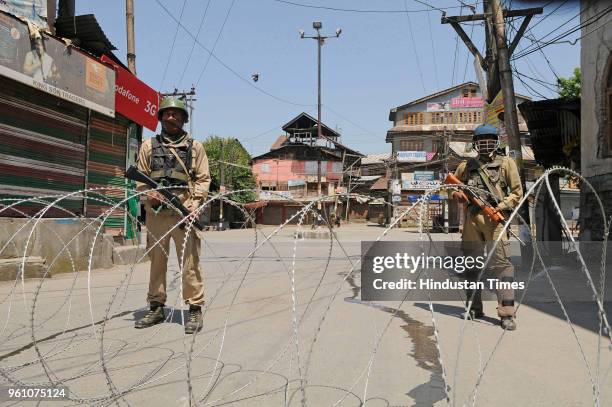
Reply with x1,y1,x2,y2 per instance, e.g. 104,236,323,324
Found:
300,22,342,223
219,139,225,223
442,2,542,259
126,0,136,75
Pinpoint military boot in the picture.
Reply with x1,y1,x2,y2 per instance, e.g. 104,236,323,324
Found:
465,289,484,319
184,305,203,334
500,316,517,331
135,302,165,329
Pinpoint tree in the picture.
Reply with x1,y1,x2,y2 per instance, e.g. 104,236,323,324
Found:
557,67,581,100
202,136,256,203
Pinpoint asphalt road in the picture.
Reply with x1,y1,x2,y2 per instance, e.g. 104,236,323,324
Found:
0,224,610,406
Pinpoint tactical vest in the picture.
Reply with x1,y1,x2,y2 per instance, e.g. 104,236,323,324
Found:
463,156,508,207
149,134,194,186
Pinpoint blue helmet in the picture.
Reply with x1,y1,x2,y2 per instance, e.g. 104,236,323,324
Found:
473,124,498,139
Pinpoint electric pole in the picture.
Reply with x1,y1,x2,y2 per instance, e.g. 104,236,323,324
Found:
300,21,342,222
441,3,541,177
220,139,225,223
126,0,136,75
442,2,542,260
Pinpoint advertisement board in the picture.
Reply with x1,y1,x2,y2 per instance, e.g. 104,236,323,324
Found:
0,12,115,116
101,55,159,131
397,151,427,162
413,171,435,181
451,97,484,109
402,180,441,190
0,1,47,28
426,102,449,112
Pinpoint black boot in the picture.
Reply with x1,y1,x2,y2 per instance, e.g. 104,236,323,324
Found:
465,289,484,319
135,301,165,329
184,305,203,334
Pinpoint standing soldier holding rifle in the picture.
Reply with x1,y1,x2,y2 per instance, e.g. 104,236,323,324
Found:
133,96,211,334
448,124,523,330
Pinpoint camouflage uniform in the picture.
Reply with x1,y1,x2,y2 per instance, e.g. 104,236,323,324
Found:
136,132,211,306
454,153,523,318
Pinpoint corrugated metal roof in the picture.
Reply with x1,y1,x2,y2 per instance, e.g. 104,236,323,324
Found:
518,99,580,168
361,153,391,165
54,14,117,55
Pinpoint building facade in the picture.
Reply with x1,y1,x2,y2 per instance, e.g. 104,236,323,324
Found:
387,82,533,229
250,112,363,224
580,0,612,240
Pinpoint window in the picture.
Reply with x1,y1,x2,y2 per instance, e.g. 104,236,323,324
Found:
402,112,423,125
399,139,423,151
260,163,270,173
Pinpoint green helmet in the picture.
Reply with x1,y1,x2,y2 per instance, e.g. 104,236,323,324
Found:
158,96,189,122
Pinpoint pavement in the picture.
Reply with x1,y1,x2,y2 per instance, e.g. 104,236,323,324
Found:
0,223,610,406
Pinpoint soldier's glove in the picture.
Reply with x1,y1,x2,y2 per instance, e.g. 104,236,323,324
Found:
147,191,164,209
452,191,468,203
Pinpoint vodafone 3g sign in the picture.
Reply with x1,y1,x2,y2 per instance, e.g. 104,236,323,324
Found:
101,55,159,131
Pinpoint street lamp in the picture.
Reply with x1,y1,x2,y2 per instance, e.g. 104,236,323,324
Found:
300,21,342,220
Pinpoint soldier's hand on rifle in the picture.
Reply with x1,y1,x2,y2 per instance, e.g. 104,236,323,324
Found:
185,201,200,221
147,191,164,208
452,191,468,203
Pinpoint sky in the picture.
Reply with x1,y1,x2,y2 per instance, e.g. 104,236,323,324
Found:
76,0,583,157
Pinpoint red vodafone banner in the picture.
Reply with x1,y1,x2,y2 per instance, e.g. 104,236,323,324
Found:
101,55,159,131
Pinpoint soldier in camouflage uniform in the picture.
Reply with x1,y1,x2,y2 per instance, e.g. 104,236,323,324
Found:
134,96,211,334
451,124,523,330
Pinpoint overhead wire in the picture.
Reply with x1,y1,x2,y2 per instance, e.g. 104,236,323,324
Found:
154,0,312,107
159,0,188,90
426,8,440,90
269,0,466,14
194,0,237,87
512,4,612,60
403,0,427,94
177,0,213,86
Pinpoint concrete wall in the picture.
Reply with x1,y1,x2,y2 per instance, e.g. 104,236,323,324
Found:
581,0,612,178
0,218,114,275
580,0,612,241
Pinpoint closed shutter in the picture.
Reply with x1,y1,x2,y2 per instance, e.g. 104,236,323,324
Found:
0,78,87,217
86,112,129,235
262,205,282,225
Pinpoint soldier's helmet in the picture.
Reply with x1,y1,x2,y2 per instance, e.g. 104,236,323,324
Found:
158,96,189,123
473,124,499,155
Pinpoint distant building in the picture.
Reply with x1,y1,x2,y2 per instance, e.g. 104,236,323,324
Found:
386,82,534,230
250,112,363,224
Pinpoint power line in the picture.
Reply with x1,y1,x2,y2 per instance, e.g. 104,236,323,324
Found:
195,0,237,87
154,0,313,107
323,105,378,138
403,0,426,93
159,0,187,89
177,0,213,86
269,0,466,14
426,8,440,90
512,4,612,59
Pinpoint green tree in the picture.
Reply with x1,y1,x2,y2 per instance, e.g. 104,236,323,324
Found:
557,67,581,100
202,136,256,203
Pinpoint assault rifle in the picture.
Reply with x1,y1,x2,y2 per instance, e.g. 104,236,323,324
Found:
444,173,525,245
125,165,204,231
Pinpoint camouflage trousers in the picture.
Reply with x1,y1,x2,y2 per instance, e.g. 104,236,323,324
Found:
145,209,204,306
462,208,515,317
